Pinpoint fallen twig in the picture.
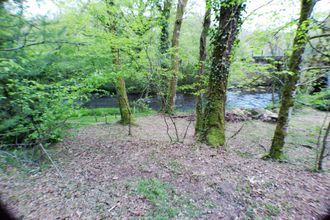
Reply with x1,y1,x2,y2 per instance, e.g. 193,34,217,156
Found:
301,144,314,149
108,202,120,212
224,123,246,149
259,144,267,152
229,123,245,140
287,142,314,149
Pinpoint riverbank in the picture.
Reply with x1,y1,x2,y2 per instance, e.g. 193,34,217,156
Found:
1,107,329,219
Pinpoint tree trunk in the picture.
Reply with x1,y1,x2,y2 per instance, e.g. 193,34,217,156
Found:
195,0,211,137
116,76,132,125
112,48,133,125
271,82,275,109
267,0,316,159
202,1,245,147
104,1,133,125
317,121,330,171
157,0,172,112
164,0,188,114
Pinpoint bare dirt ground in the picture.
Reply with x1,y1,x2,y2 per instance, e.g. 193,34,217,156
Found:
1,108,329,219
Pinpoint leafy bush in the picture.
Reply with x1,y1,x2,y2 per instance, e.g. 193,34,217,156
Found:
298,89,330,111
0,79,77,145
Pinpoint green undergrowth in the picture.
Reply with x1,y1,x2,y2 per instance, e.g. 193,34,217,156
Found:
0,144,53,176
135,178,201,219
244,202,282,219
297,89,330,111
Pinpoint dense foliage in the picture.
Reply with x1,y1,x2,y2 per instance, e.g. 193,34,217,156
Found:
0,0,329,148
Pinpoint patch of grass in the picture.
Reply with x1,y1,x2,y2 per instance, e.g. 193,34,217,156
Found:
244,205,255,220
68,107,155,127
136,178,200,219
244,184,252,194
287,128,317,146
203,200,216,209
72,107,120,117
235,150,254,158
137,178,179,219
281,201,293,214
264,203,281,217
168,160,184,176
68,115,118,127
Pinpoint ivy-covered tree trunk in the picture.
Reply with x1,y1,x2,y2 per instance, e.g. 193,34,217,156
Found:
267,0,316,159
164,0,188,114
202,0,245,147
195,0,211,137
158,0,172,67
157,0,172,112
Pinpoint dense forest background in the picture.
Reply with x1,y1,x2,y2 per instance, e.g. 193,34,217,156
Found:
1,0,328,146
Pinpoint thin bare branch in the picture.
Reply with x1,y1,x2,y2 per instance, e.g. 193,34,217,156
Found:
182,116,193,141
309,33,330,40
163,115,173,143
297,73,327,86
242,0,275,24
308,40,330,58
168,115,180,143
39,143,64,179
301,66,330,72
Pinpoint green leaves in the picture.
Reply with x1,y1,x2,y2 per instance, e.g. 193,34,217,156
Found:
0,72,110,145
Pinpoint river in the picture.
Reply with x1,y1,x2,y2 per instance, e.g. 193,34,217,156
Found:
84,90,278,111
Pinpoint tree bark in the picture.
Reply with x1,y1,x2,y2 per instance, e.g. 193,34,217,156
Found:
317,121,330,171
164,0,188,114
202,0,245,147
195,0,211,137
268,0,316,159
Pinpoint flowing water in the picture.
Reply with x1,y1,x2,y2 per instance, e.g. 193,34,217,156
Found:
84,90,278,111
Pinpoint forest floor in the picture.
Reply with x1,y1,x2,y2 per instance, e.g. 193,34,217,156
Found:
1,107,329,219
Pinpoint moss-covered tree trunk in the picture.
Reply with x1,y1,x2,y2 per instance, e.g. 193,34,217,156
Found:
195,0,211,137
202,0,244,147
116,76,132,125
164,0,188,114
267,0,316,159
112,48,133,125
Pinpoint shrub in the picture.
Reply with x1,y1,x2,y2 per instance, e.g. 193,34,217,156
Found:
0,79,77,145
298,89,330,111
